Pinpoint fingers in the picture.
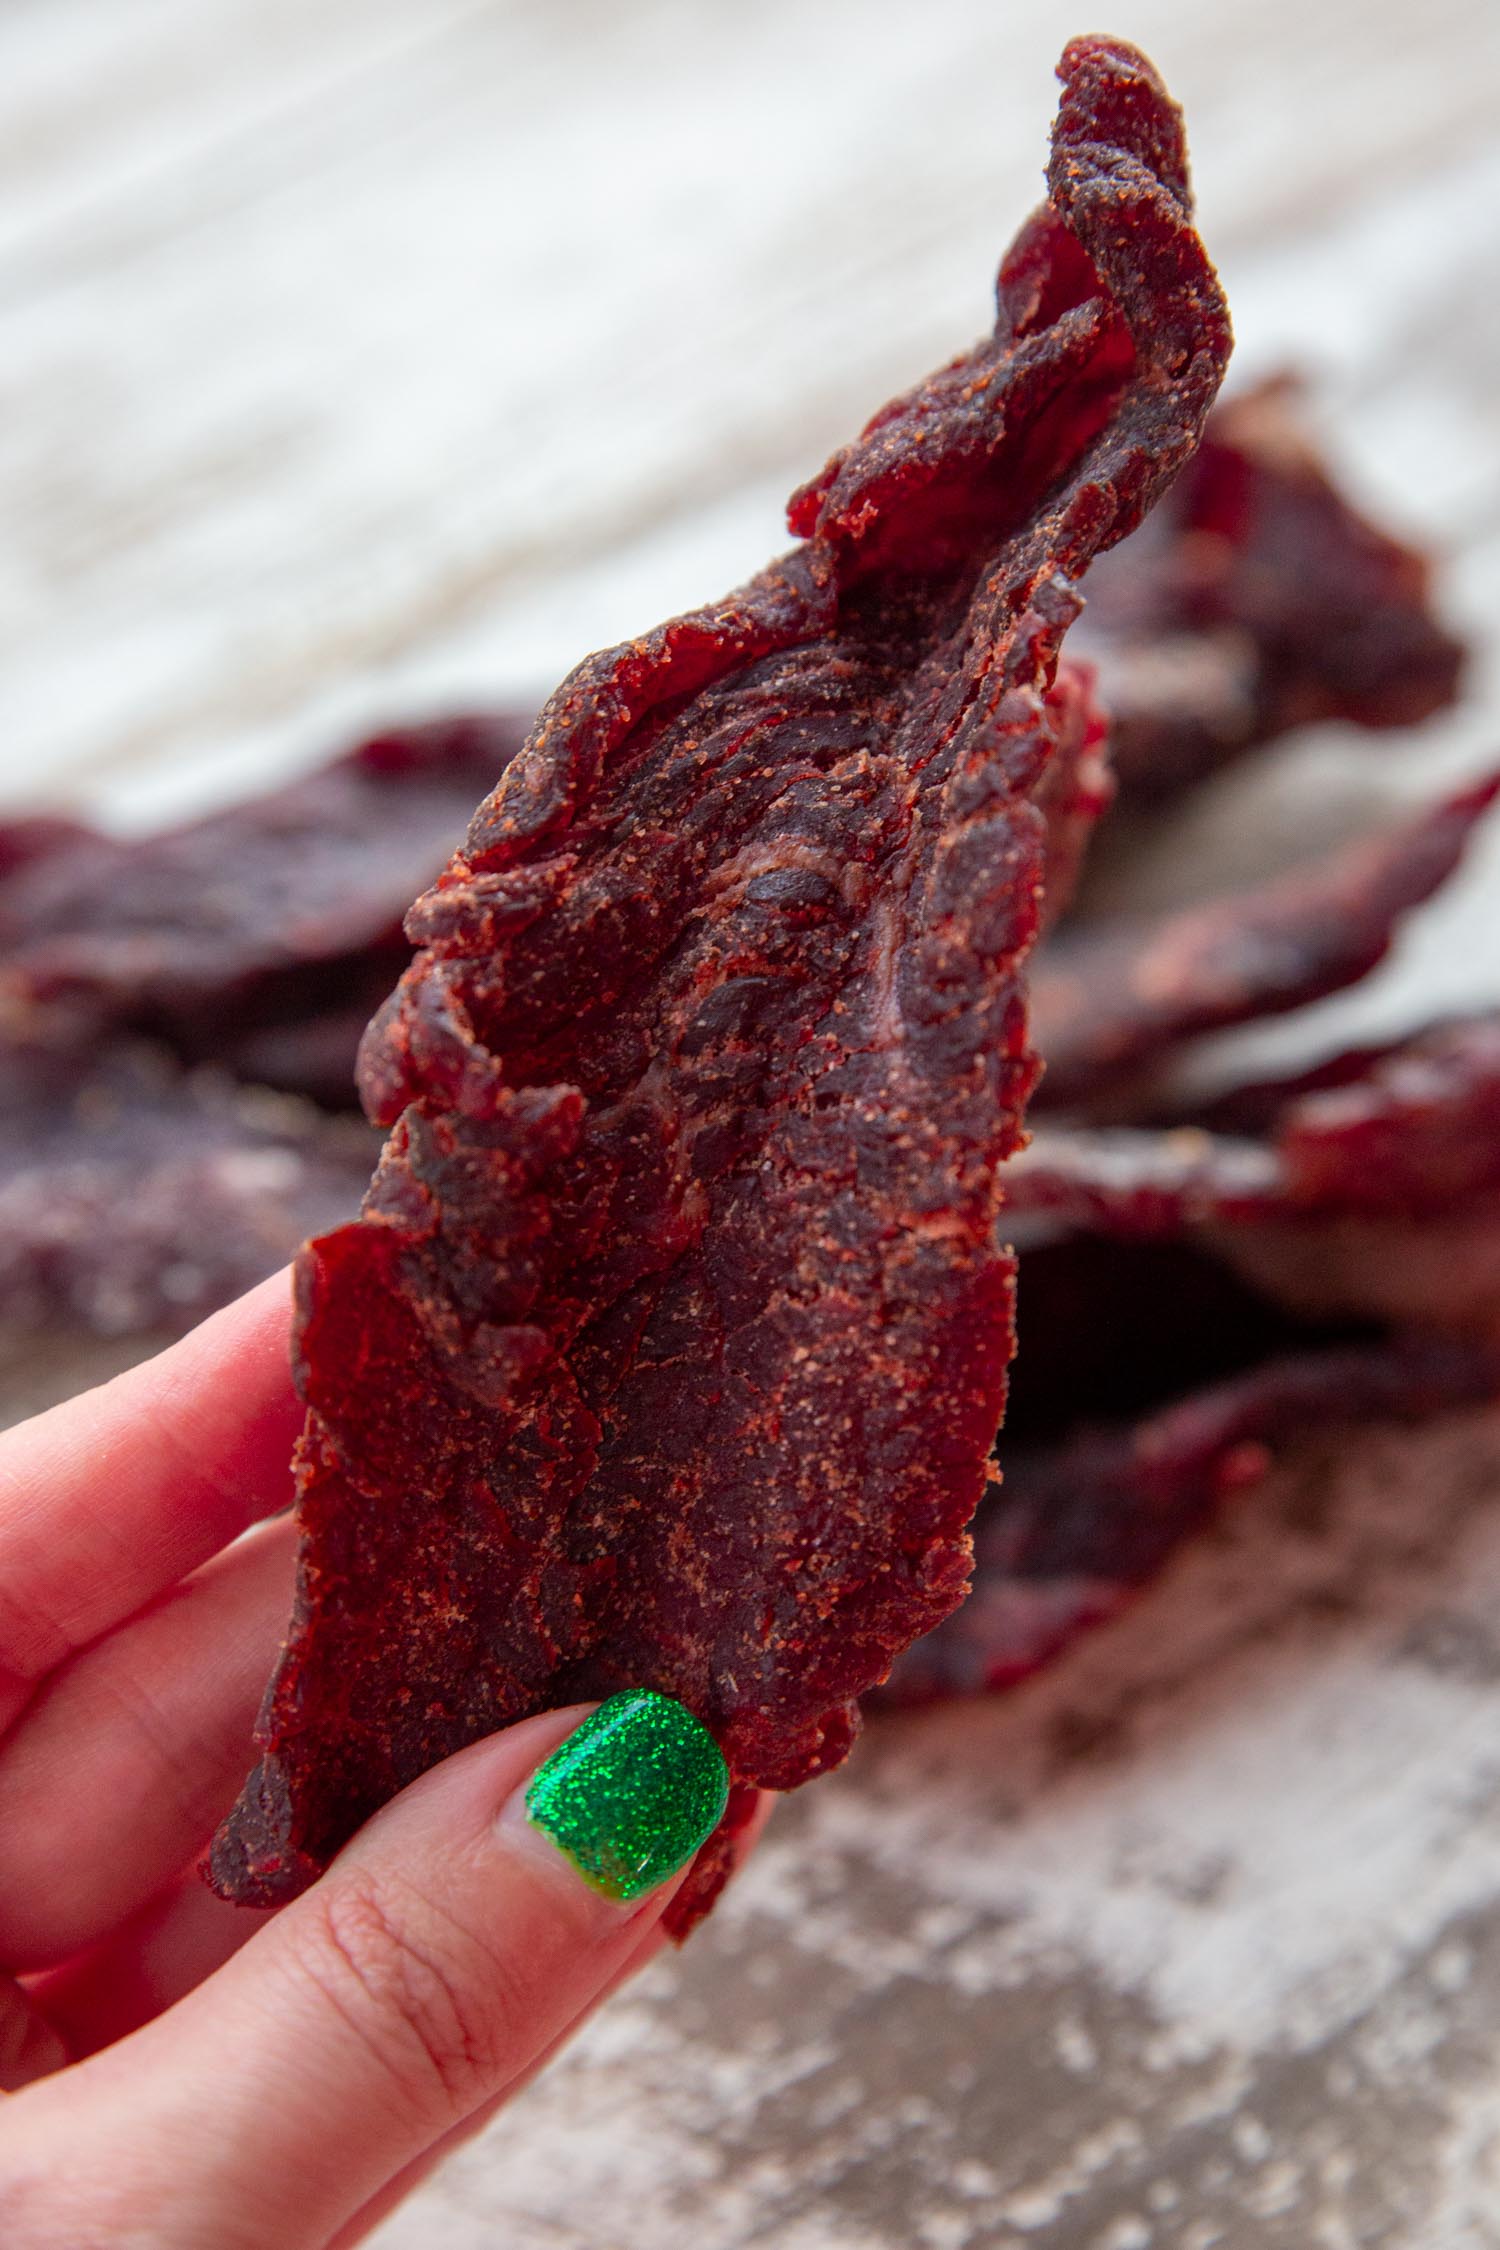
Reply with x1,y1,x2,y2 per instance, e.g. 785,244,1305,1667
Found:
331,1788,772,2250
0,1977,66,2093
28,1876,274,2064
0,1270,298,1717
0,1514,295,1968
324,1908,678,2250
0,1697,729,2250
35,1786,770,2082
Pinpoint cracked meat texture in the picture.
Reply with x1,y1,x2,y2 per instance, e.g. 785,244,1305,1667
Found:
208,36,1231,1934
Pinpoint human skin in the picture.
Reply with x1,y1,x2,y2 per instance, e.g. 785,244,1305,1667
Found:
0,1272,763,2248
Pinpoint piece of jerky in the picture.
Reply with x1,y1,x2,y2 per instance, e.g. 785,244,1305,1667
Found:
887,1083,1500,1703
1163,1029,1439,1137
208,37,1232,1932
1004,1121,1281,1242
1220,1195,1500,1340
0,716,528,1103
0,1003,373,1337
1030,773,1500,1113
1071,374,1466,807
0,814,101,882
880,1330,1499,1702
1007,1024,1500,1349
1207,1018,1500,1338
1272,1015,1500,1214
1013,1015,1500,1238
1032,663,1113,927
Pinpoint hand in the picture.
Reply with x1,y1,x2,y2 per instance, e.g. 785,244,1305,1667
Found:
0,1274,759,2248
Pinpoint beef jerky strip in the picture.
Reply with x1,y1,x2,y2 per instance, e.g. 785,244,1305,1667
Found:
880,1330,1499,1703
1071,374,1466,808
1010,1018,1500,1336
1162,1028,1446,1137
1272,1014,1500,1214
1212,1019,1500,1338
0,716,528,1103
893,1034,1500,1702
0,815,101,882
1031,662,1113,927
1,674,1095,1112
1030,772,1500,1113
187,657,1110,1102
208,36,1231,1933
1012,1015,1500,1237
0,1004,373,1337
1003,1121,1280,1243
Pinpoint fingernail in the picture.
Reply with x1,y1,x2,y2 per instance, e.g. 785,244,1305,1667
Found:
524,1690,729,1903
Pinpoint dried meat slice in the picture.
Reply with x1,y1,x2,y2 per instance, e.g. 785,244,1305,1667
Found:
1273,1014,1500,1214
1207,1020,1500,1338
1072,375,1466,806
1030,773,1500,1112
1032,663,1114,927
0,716,528,1103
1006,1020,1500,1379
1004,1121,1281,1242
889,1098,1500,1705
880,1331,1499,1702
0,1004,373,1337
0,814,101,883
1163,1030,1436,1137
209,36,1231,1929
1012,1016,1500,1241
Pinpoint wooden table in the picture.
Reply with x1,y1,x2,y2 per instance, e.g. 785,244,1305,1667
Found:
5,3,1500,2242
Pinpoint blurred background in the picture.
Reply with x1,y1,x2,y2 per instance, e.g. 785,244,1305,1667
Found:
4,0,1497,820
8,3,1500,2244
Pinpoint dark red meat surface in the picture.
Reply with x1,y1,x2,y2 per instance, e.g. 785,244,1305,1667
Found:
1031,663,1114,928
208,37,1231,1931
893,1012,1500,1703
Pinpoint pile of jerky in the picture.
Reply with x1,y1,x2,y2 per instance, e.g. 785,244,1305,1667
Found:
2,375,1494,1711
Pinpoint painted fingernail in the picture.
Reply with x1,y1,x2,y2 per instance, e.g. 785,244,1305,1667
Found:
524,1689,729,1902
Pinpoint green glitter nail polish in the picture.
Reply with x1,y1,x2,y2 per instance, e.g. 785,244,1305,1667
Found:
524,1689,730,1902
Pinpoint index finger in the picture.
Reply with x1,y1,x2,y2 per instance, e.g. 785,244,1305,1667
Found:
0,1270,300,1712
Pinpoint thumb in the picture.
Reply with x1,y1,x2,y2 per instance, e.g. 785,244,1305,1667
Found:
2,1694,729,2250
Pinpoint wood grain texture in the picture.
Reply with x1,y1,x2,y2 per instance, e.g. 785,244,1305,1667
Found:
4,3,1500,2245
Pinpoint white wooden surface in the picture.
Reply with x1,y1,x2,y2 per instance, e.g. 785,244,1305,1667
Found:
7,3,1500,2244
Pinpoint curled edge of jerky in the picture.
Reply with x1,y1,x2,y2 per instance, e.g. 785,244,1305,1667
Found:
208,36,1230,1933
